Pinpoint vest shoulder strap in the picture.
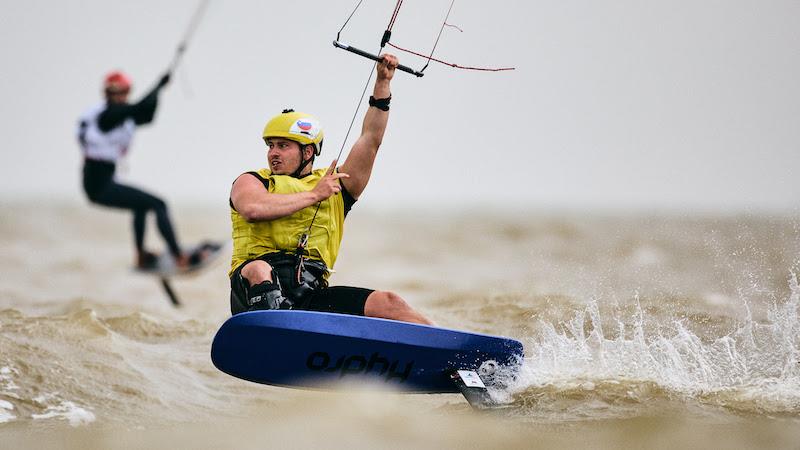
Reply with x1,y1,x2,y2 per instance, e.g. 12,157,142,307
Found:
246,171,270,189
229,171,272,211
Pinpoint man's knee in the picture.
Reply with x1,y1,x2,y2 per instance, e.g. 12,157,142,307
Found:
151,197,168,213
365,290,411,315
240,260,274,286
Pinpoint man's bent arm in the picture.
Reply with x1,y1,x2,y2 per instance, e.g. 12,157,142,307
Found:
231,174,320,222
340,55,396,199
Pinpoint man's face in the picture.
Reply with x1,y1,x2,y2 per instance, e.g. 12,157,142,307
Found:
266,138,305,175
105,87,129,105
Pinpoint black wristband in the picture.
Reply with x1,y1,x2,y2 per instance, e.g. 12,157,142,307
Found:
368,95,391,111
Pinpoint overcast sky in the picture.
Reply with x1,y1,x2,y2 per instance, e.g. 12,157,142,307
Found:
1,0,798,212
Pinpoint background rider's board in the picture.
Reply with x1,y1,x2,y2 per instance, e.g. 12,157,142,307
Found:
211,310,524,408
134,241,225,306
133,241,224,277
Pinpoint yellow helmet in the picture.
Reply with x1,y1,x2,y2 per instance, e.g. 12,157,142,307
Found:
262,109,324,156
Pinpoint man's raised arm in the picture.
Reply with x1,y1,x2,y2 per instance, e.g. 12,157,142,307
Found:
340,54,398,200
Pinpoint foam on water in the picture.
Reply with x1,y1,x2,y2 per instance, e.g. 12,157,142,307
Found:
0,398,15,424
31,399,96,427
0,364,97,426
0,365,21,424
1,365,20,393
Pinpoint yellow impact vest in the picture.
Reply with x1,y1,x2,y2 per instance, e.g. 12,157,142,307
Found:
229,168,345,277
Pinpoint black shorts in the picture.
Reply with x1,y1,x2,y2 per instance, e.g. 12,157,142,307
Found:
229,255,373,316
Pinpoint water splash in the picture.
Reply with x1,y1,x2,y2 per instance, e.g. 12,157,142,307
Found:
511,272,800,414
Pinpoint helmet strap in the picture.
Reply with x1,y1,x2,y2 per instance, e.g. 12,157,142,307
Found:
290,145,315,178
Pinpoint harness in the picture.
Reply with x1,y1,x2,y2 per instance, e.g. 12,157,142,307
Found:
255,252,328,309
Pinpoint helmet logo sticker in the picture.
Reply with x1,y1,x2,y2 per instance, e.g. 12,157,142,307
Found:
290,119,319,138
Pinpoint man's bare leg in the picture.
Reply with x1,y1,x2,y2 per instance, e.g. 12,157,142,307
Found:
364,291,434,325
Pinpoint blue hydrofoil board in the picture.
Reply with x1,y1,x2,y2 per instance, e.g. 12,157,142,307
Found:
211,310,524,408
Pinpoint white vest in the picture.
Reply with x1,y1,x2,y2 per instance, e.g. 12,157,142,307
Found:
77,103,136,163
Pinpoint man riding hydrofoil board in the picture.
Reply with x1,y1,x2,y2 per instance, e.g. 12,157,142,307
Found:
228,54,432,325
78,70,212,271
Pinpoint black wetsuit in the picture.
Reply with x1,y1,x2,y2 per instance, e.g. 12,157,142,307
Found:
79,84,181,258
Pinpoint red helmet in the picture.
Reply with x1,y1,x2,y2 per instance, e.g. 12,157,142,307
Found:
103,71,132,93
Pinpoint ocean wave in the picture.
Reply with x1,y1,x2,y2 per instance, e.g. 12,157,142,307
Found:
0,307,221,426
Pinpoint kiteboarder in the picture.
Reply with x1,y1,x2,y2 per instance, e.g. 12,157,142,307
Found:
77,70,196,270
228,54,433,325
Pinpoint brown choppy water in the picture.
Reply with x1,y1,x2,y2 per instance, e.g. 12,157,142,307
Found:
1,200,799,449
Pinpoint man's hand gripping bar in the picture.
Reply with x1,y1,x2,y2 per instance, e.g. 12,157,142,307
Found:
333,41,424,78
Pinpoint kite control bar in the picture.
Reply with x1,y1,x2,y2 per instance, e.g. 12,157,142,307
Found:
333,41,424,77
